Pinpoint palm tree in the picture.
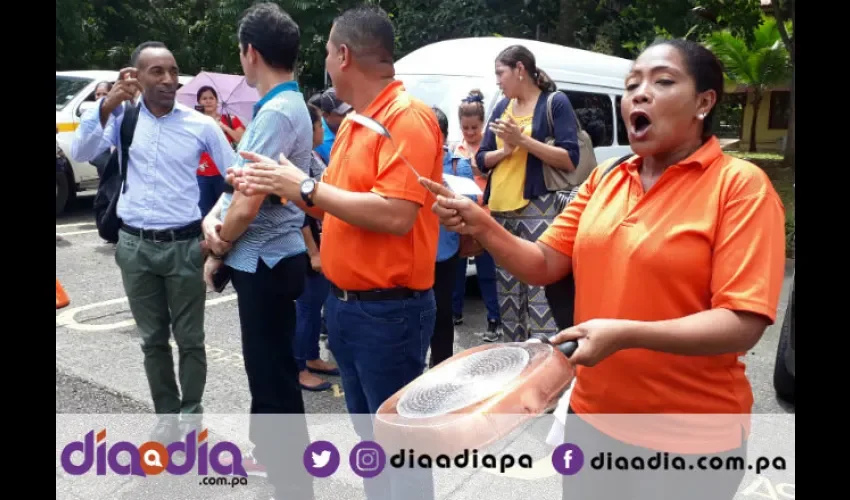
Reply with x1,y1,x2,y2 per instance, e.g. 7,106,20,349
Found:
707,16,791,152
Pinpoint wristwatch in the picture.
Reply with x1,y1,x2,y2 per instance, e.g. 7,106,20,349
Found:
300,178,318,207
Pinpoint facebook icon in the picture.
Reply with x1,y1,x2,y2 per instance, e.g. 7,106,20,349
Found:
552,443,584,475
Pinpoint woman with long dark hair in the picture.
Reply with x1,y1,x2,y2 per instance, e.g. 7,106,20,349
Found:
474,45,581,342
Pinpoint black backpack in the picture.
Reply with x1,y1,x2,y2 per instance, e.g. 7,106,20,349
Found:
92,104,141,244
545,153,635,330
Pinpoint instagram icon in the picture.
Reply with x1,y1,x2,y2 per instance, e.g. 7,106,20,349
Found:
350,441,386,478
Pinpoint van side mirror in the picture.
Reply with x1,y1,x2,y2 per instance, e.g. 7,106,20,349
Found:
77,101,97,117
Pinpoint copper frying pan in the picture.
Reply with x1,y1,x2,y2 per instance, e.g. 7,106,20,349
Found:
374,334,578,456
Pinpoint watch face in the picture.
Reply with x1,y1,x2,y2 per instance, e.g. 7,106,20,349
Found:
302,179,316,194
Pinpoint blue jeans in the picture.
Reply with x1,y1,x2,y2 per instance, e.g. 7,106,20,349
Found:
326,289,436,500
294,272,330,371
453,252,500,322
197,174,225,217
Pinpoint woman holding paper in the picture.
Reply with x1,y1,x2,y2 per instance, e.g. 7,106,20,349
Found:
450,90,503,342
475,45,581,342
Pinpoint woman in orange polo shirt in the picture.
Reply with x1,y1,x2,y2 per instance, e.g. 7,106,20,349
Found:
422,39,786,499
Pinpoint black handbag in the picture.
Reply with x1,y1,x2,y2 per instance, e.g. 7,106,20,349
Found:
545,153,634,329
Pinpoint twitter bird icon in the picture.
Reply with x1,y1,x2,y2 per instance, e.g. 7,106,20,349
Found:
303,441,340,477
312,450,331,468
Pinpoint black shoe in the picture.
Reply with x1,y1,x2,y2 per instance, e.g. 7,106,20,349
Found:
481,320,501,343
453,314,464,326
149,415,180,444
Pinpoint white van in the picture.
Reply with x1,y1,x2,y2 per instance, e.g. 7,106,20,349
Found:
395,37,634,277
56,70,193,215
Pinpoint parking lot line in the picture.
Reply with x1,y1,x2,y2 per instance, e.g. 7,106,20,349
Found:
56,293,239,332
56,229,99,236
56,222,93,229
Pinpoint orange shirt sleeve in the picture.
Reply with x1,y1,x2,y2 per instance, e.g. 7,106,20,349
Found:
537,166,602,258
371,108,440,206
710,164,787,324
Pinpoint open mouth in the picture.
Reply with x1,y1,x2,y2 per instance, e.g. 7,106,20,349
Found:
629,110,652,138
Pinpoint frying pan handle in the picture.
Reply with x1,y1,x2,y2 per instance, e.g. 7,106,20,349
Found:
528,333,578,358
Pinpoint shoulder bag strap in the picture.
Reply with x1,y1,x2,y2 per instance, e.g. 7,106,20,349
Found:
119,103,141,194
546,92,556,137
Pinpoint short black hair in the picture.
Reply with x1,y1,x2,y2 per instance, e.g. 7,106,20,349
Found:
237,2,300,72
330,5,394,64
130,41,167,68
649,38,725,140
196,85,218,103
432,106,449,139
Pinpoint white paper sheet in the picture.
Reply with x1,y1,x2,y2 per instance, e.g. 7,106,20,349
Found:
443,174,483,195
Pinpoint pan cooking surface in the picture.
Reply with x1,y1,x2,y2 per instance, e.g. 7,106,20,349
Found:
397,344,550,418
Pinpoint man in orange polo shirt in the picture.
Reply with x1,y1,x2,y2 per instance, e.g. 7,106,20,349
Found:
233,0,442,450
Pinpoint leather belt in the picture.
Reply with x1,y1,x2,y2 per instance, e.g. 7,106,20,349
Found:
330,283,426,302
121,221,202,242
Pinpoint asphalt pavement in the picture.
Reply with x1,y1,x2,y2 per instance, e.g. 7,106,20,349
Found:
57,194,795,500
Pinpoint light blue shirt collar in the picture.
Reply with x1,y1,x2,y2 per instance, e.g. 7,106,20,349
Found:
253,80,300,117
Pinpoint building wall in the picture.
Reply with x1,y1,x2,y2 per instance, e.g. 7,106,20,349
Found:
739,89,790,152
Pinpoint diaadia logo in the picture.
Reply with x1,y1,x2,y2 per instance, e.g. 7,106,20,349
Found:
59,429,248,477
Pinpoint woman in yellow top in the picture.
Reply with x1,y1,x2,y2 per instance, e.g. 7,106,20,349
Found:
474,45,581,342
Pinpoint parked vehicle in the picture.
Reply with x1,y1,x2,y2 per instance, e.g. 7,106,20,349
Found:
395,37,635,277
773,276,794,404
55,70,193,215
774,213,795,404
56,137,72,216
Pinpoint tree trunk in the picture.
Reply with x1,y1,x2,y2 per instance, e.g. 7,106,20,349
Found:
748,91,762,153
772,0,795,169
784,66,795,170
556,0,576,47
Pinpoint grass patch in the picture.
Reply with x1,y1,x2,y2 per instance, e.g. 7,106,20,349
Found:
728,151,795,257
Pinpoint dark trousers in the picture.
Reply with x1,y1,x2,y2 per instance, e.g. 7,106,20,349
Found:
453,252,500,323
115,229,206,415
562,407,747,500
431,253,459,367
294,271,331,371
197,174,225,217
229,253,313,500
326,288,436,500
545,274,577,331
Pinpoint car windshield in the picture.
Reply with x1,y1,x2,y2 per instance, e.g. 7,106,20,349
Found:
57,76,93,111
396,74,498,148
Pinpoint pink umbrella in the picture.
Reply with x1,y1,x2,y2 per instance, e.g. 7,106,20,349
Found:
176,71,260,124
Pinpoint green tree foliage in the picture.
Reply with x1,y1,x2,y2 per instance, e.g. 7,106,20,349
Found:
706,14,791,152
56,0,770,91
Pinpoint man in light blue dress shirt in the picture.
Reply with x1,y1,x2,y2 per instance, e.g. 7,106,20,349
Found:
200,4,315,500
70,42,237,443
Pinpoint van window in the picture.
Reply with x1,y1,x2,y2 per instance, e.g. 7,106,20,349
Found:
615,96,629,145
397,74,494,146
57,76,93,111
562,91,614,147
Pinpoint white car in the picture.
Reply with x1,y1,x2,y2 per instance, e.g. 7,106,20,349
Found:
56,70,193,215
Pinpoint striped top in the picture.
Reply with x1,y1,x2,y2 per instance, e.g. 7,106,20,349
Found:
219,81,312,273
